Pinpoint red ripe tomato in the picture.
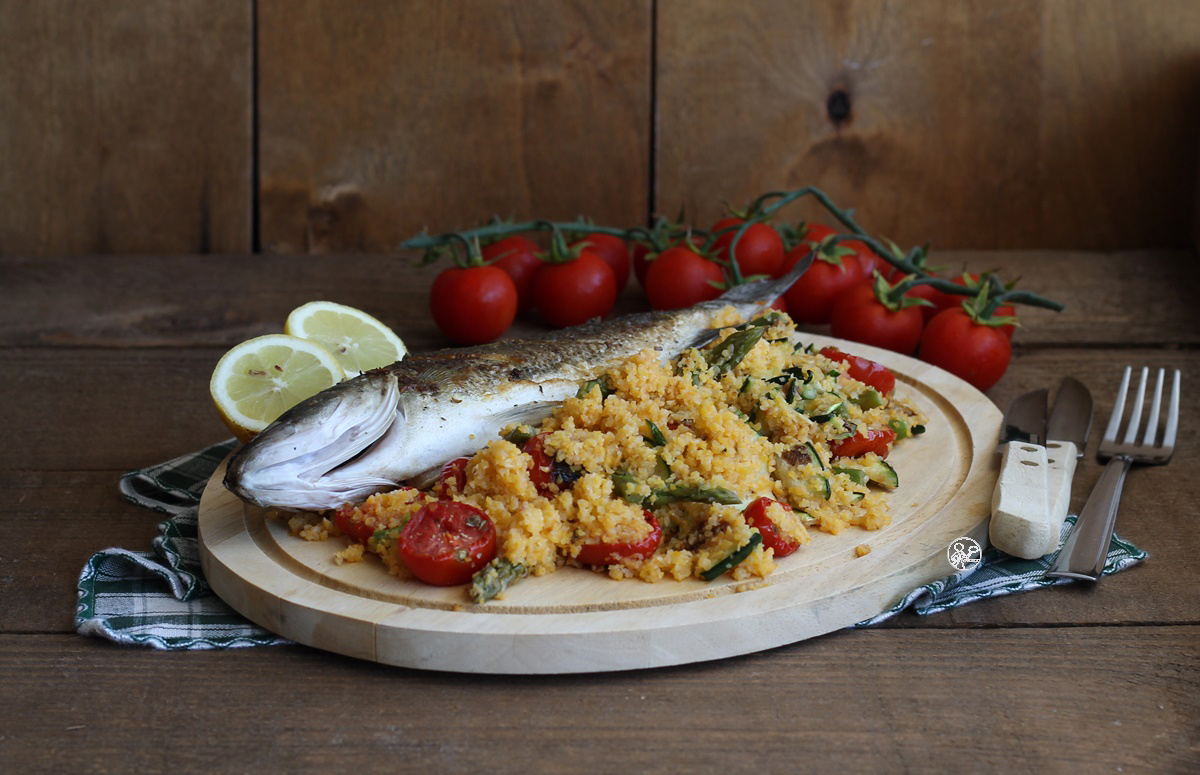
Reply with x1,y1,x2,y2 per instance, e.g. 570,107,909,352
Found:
710,217,785,279
930,273,1018,340
482,236,541,312
575,510,662,566
743,497,801,557
831,428,898,458
781,248,862,324
644,244,725,310
397,501,497,586
841,239,882,281
523,433,554,496
799,223,836,247
819,346,896,395
531,250,618,328
571,233,630,291
918,307,1012,392
429,265,518,345
830,283,925,355
333,506,376,545
435,456,470,499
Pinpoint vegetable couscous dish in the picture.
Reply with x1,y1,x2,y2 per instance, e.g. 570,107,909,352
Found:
285,309,926,603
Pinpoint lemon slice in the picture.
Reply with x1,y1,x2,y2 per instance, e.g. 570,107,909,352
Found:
210,334,346,442
284,300,407,377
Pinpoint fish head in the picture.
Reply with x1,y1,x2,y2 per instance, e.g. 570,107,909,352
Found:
223,369,404,511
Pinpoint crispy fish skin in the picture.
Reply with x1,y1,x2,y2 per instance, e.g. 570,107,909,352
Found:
223,258,811,512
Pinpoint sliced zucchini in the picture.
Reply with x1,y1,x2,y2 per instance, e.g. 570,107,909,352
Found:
861,458,899,489
701,533,763,581
833,465,869,486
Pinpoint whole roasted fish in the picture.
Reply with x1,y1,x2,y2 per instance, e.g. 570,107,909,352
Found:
224,257,811,511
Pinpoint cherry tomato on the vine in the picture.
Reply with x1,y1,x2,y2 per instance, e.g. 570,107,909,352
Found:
531,250,618,328
841,239,883,281
798,222,837,248
781,248,862,324
743,497,802,557
829,283,925,354
429,265,518,345
574,510,662,566
710,217,785,279
644,243,725,310
929,273,1018,339
397,501,497,586
631,241,654,287
918,307,1012,392
482,235,541,312
831,427,897,458
571,233,631,291
819,346,896,395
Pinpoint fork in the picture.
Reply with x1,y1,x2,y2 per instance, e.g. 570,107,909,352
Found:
1046,366,1180,581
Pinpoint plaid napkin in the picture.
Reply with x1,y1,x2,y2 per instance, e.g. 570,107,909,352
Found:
76,441,1148,649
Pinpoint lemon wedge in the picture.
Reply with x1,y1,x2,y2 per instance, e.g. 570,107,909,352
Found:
284,300,407,377
210,334,346,443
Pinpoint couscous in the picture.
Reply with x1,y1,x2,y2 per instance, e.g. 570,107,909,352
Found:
286,308,926,602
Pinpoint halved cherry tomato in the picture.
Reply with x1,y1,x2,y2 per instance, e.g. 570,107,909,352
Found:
522,433,580,496
819,346,896,395
482,235,541,312
710,217,784,279
523,433,555,495
333,505,376,545
429,265,518,345
831,428,897,458
644,243,725,310
571,233,630,290
575,510,662,566
531,250,618,328
397,501,497,586
743,497,801,557
435,456,470,499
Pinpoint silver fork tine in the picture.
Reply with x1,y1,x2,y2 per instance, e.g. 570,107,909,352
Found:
1122,366,1148,445
1163,369,1180,452
1104,366,1131,443
1141,368,1164,447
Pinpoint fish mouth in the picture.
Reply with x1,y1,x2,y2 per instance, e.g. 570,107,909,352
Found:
224,372,403,511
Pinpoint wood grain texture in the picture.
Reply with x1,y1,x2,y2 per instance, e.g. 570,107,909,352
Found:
655,0,1200,250
257,0,652,253
0,1,252,256
2,629,1197,772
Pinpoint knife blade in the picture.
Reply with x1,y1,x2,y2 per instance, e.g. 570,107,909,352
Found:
989,388,1052,559
1043,377,1092,553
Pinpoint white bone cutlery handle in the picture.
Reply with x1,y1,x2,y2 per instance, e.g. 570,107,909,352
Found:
1042,440,1078,556
989,441,1052,559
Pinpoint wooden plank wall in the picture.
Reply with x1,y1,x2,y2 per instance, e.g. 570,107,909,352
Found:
2,0,1198,256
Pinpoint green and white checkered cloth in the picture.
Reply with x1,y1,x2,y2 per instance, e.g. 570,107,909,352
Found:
76,441,1148,649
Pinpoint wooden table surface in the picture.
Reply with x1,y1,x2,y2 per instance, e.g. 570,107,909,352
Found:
3,250,1198,772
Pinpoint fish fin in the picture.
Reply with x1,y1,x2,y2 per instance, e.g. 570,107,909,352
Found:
716,253,813,307
490,400,559,428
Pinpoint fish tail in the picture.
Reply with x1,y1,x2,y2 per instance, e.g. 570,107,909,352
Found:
715,252,814,308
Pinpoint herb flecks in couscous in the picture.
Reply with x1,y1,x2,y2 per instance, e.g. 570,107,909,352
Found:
293,310,926,601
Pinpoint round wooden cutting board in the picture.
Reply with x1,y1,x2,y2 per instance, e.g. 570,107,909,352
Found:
199,334,1002,674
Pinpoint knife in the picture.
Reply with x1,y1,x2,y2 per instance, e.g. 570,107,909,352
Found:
989,379,1092,559
1043,377,1092,544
